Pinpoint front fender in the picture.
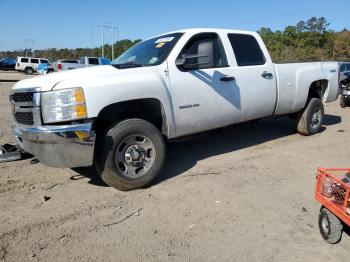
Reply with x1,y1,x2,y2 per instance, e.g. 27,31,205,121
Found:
53,66,176,138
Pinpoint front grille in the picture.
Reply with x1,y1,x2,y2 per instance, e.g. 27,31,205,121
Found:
14,112,34,125
11,93,34,103
10,92,38,126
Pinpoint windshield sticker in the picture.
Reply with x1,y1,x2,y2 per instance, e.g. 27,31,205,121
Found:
155,42,165,48
155,37,174,44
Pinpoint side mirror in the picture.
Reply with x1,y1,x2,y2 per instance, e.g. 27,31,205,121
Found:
176,41,214,70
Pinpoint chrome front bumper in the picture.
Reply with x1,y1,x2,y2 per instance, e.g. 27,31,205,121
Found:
13,122,96,168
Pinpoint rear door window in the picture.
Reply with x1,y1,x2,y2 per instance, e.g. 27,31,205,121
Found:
31,58,39,64
227,33,266,66
21,58,29,63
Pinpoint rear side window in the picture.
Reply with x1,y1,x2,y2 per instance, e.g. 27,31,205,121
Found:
347,64,350,71
21,58,29,63
31,58,39,63
40,59,49,64
88,58,99,65
228,34,265,66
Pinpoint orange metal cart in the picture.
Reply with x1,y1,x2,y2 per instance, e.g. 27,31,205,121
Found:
315,168,350,243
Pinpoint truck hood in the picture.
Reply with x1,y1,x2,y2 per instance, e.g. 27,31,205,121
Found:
12,65,119,92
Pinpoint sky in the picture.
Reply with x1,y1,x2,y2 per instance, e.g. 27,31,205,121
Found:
0,0,349,51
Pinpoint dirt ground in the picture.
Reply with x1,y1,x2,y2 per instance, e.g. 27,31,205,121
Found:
0,71,349,262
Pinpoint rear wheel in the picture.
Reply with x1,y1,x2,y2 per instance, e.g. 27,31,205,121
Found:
24,67,33,75
296,98,324,136
340,96,348,108
318,208,343,244
95,119,166,191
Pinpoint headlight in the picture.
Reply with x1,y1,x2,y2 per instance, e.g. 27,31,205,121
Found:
41,87,87,123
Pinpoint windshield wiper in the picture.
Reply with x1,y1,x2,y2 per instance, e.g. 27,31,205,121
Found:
112,62,144,69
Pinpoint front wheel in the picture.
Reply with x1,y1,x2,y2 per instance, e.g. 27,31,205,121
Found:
95,119,166,191
318,208,343,244
296,98,324,136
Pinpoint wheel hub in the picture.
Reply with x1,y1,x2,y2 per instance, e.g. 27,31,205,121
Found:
124,145,146,167
115,134,156,178
311,107,321,128
321,216,330,235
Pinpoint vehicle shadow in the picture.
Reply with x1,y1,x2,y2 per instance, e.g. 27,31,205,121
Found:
153,114,339,185
71,166,108,187
323,114,341,126
70,114,340,187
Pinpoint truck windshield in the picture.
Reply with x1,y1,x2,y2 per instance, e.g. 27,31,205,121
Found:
112,33,183,68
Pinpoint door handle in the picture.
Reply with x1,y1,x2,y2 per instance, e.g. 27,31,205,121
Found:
261,71,273,78
220,75,236,81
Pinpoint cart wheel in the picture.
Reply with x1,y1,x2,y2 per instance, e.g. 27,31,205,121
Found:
318,207,343,244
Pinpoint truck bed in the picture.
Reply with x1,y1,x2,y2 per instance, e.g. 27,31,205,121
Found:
273,62,339,115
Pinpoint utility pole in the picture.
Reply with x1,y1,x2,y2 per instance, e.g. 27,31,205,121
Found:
23,39,35,57
91,27,95,47
97,22,117,59
96,24,105,57
112,27,114,60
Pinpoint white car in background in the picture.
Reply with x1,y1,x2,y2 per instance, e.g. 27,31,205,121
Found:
15,57,51,75
53,57,111,72
79,56,111,67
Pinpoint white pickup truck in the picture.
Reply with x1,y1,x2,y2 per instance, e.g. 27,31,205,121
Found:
53,57,111,72
10,28,339,190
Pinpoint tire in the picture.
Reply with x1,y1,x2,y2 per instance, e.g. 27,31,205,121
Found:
296,98,324,136
24,67,33,75
318,208,343,244
95,119,166,191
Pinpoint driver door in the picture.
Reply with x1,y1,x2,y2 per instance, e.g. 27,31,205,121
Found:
167,33,243,137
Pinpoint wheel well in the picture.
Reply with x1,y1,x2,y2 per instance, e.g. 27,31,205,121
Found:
24,66,34,73
93,98,168,137
308,80,328,100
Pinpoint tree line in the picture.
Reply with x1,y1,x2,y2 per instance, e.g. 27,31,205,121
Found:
1,17,350,63
1,39,141,62
258,17,350,62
